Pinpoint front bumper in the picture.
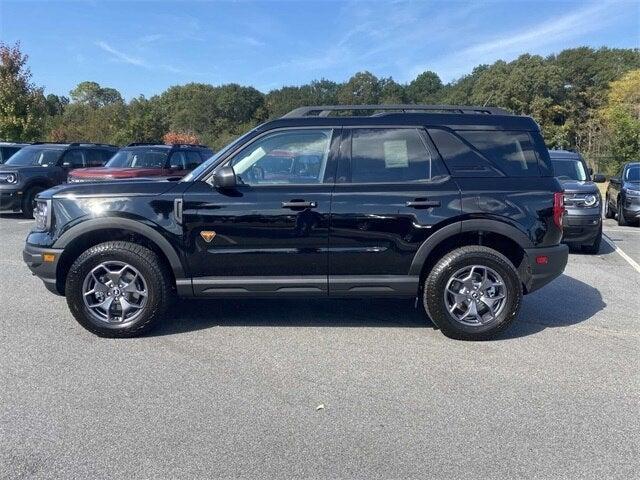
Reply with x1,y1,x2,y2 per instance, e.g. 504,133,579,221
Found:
522,244,569,294
0,190,22,211
23,244,64,295
622,195,640,220
562,213,602,244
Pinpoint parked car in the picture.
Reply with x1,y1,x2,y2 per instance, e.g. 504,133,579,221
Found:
67,143,213,183
23,104,568,340
0,142,117,217
0,142,31,164
549,150,605,253
605,161,640,226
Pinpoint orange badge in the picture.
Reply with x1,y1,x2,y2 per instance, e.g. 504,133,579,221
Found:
200,231,216,243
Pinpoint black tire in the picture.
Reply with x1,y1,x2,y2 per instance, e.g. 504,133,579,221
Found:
617,200,630,226
66,241,173,337
581,225,602,254
423,246,523,341
604,195,615,219
21,186,43,218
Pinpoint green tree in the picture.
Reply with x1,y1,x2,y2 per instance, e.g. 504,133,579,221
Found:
337,71,381,105
599,69,640,173
406,71,442,103
379,78,406,104
70,81,123,107
0,42,47,141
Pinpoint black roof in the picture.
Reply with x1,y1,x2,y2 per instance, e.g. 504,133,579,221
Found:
261,106,539,132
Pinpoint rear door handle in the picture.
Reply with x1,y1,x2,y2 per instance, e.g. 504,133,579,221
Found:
406,198,441,209
282,200,317,209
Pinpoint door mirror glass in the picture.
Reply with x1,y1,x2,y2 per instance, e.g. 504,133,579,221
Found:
213,166,237,189
592,173,606,183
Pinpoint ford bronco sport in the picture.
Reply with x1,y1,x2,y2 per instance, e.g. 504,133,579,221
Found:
23,105,568,340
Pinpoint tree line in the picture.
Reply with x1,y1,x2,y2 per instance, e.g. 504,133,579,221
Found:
1,41,638,174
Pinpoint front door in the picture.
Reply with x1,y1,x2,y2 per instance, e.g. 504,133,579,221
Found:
329,127,460,296
183,127,341,296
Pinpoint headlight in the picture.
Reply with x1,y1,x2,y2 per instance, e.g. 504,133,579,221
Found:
583,194,598,207
33,199,52,231
0,172,18,184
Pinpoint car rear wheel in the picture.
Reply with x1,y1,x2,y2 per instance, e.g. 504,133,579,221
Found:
423,246,522,340
66,241,173,337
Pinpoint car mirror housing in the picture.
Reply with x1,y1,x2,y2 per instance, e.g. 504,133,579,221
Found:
213,166,237,189
592,173,606,183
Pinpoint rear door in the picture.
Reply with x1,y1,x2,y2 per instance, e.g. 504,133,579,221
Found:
329,127,460,296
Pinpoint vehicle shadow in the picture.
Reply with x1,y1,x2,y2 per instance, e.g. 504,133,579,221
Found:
0,212,26,220
567,240,615,256
152,273,605,339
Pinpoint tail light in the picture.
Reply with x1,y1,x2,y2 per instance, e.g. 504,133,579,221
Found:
553,192,564,229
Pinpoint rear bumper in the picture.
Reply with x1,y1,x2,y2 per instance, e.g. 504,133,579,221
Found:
522,244,569,294
23,244,64,295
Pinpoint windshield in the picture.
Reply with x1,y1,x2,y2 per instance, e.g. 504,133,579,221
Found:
181,128,259,182
106,148,169,168
5,146,64,167
551,159,587,181
625,166,640,182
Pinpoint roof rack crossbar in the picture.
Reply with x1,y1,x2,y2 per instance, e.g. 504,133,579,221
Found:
282,104,511,118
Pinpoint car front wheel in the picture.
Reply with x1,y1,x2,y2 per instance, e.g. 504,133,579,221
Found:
66,241,173,337
423,246,523,340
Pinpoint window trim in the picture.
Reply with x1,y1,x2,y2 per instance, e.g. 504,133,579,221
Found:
340,126,448,186
206,126,343,187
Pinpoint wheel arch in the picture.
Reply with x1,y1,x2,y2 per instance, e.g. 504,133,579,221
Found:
410,219,533,291
53,218,185,295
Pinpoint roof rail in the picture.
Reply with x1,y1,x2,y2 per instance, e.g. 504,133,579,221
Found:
31,141,118,147
126,142,209,148
281,104,512,118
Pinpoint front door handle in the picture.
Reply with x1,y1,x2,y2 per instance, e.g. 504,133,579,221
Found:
282,200,317,209
406,198,441,209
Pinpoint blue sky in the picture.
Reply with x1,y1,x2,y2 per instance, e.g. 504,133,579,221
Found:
1,0,638,99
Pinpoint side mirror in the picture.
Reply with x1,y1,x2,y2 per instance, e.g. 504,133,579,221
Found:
213,166,237,189
62,161,72,168
588,167,594,176
592,173,606,183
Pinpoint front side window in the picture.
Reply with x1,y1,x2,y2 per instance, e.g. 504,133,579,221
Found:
350,128,437,183
186,151,203,169
459,130,540,177
63,150,85,168
230,129,332,185
106,148,169,168
5,147,64,166
169,151,187,169
551,159,587,181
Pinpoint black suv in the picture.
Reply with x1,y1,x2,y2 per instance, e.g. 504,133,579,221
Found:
0,142,118,217
605,162,640,226
549,149,606,253
0,142,31,164
23,105,568,340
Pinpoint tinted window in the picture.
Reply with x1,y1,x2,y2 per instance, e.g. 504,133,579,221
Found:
230,129,332,185
458,130,540,177
86,149,113,167
107,148,168,168
551,159,587,181
185,151,203,170
1,146,20,162
169,151,187,169
63,150,85,168
350,128,438,183
5,146,64,166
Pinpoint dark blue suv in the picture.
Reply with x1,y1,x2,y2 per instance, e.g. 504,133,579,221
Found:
23,105,568,340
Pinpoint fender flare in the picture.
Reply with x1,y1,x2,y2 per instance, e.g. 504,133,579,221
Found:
408,219,533,275
54,217,185,278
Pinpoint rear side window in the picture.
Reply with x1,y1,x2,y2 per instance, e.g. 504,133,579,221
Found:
86,149,113,167
350,128,443,183
458,130,540,177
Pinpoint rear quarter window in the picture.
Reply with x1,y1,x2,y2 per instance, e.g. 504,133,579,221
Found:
458,130,541,177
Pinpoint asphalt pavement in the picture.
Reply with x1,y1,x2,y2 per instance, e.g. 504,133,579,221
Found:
1,214,639,479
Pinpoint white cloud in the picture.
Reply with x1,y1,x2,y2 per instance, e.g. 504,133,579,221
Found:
95,40,182,74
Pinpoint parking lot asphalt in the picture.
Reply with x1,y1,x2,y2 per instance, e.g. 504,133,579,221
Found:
1,214,639,480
